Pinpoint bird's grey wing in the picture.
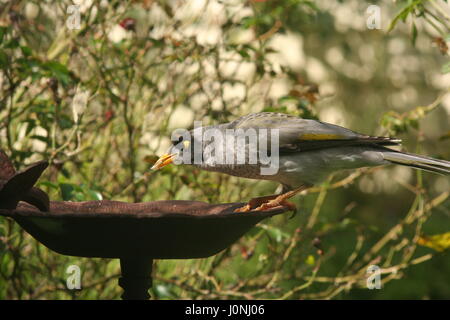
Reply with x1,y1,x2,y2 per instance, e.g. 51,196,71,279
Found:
229,112,400,153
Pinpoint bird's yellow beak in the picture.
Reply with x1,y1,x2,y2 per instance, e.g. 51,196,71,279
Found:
151,153,176,170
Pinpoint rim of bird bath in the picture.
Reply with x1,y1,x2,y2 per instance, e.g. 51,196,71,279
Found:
0,151,290,299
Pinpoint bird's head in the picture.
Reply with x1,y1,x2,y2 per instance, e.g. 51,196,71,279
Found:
151,129,201,170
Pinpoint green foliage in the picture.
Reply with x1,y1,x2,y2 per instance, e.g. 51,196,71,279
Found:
389,0,450,73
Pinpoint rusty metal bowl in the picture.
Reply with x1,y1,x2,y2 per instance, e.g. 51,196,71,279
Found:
1,201,287,259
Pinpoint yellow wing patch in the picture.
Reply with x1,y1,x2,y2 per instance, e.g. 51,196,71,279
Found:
298,133,345,140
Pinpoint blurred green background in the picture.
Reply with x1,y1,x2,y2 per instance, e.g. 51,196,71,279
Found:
0,0,449,299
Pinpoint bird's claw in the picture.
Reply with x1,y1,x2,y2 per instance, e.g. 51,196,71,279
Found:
234,186,308,214
234,198,297,214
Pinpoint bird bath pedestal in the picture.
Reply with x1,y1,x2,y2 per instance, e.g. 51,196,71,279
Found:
0,152,289,299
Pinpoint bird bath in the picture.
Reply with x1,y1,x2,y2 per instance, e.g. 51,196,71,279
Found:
0,151,289,299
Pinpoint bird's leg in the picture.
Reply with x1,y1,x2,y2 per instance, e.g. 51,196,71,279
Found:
253,185,308,213
234,185,309,213
234,194,280,213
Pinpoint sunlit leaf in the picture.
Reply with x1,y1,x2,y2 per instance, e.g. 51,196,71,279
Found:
418,232,450,252
305,254,315,266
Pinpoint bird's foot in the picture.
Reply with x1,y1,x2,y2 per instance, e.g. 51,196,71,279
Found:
234,194,279,213
234,185,309,215
254,198,297,213
234,194,296,213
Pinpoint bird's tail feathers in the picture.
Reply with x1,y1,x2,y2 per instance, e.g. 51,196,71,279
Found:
382,151,450,175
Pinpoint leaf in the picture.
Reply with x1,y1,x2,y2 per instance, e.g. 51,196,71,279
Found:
237,49,250,59
305,254,315,266
38,181,59,190
59,183,76,201
258,224,290,242
30,134,49,144
388,0,422,33
0,26,7,44
59,182,103,201
4,38,19,49
58,114,73,129
241,16,258,29
23,119,37,136
278,95,297,103
87,190,103,201
262,105,289,114
305,1,319,12
43,61,72,85
20,45,32,57
418,232,450,252
411,22,418,46
297,99,319,120
0,49,7,68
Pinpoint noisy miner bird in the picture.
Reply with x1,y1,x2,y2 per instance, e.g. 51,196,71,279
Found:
152,112,450,213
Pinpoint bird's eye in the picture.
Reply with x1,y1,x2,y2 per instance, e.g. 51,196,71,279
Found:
172,136,183,146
